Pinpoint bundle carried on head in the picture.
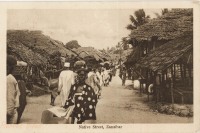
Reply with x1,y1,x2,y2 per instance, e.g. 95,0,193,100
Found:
74,60,86,70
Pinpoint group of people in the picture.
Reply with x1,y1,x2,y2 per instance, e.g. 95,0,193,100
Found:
43,60,115,124
6,54,116,124
7,55,29,124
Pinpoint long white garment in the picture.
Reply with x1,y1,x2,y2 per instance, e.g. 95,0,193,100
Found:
96,71,103,87
47,105,75,119
58,70,74,106
86,72,99,94
103,70,109,83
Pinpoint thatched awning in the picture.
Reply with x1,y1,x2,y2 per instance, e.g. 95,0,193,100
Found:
136,35,193,72
124,48,140,65
7,42,47,65
130,9,193,42
73,47,107,62
7,30,74,66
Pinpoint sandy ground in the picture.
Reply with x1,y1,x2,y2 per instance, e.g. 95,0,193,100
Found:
20,74,192,124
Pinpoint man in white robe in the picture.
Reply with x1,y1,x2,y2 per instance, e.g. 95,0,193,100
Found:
102,68,110,86
58,62,74,107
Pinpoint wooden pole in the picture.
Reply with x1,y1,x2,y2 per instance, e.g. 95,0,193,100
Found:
171,65,174,104
180,62,183,81
173,64,176,79
146,69,149,100
183,64,186,86
146,43,148,55
188,65,192,86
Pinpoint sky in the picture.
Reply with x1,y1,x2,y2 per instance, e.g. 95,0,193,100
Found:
7,9,161,49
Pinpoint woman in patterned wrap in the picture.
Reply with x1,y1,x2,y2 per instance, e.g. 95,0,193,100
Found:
63,68,98,124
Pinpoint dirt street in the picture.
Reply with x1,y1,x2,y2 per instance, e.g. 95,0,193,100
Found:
20,75,192,124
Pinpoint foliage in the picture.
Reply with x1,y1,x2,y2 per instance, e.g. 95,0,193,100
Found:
162,8,169,15
130,9,193,42
126,9,150,30
155,8,169,18
122,37,132,50
113,49,121,54
49,51,62,69
65,40,81,49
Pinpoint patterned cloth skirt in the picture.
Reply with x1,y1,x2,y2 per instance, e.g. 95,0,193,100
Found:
72,93,96,123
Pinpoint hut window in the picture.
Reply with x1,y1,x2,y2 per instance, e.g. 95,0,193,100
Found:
185,67,189,78
166,68,172,79
175,64,181,79
164,74,167,80
144,49,147,55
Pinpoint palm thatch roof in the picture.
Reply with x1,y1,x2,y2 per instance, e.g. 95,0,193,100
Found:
130,9,193,42
73,47,109,62
7,41,47,65
124,47,140,65
136,35,193,72
7,30,74,65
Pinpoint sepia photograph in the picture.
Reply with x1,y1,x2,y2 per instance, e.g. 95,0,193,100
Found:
1,1,200,133
6,8,194,124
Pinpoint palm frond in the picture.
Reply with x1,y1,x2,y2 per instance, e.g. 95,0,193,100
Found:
126,24,136,30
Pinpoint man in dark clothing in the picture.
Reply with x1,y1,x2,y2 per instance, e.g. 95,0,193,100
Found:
17,78,27,123
121,66,127,86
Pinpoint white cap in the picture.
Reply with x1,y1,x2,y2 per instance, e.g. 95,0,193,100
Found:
17,61,27,66
64,62,70,67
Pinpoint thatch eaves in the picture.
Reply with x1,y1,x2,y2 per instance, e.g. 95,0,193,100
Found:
130,9,193,42
7,30,74,65
73,47,108,62
136,35,193,72
7,40,47,65
124,47,140,65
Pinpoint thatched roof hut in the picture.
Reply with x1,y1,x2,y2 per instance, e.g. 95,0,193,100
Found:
124,48,139,66
7,41,47,65
130,9,193,42
125,9,193,66
136,35,193,72
7,30,74,65
73,47,109,62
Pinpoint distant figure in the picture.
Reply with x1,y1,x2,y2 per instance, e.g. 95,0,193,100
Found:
148,84,154,94
49,79,59,106
121,66,127,86
58,62,75,107
95,67,103,97
86,68,101,96
102,68,110,86
127,68,132,80
39,66,49,87
96,67,103,87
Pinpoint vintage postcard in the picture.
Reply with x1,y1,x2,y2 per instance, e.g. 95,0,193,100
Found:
0,1,200,133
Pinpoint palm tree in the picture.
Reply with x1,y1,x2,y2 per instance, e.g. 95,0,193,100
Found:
162,8,169,15
155,8,169,18
126,9,150,30
121,37,128,50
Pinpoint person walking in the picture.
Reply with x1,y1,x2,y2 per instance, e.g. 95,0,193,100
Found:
57,62,75,107
86,68,101,96
15,74,27,124
102,68,110,86
121,66,127,86
63,68,98,124
7,55,20,124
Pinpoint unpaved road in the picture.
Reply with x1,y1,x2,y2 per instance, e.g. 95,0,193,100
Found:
20,75,192,124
